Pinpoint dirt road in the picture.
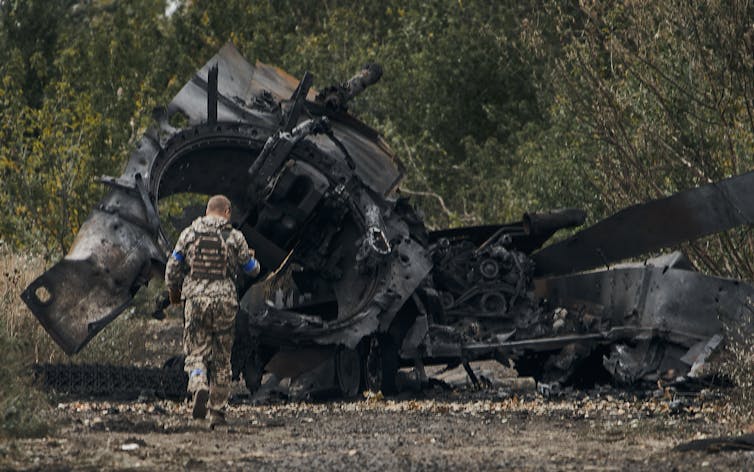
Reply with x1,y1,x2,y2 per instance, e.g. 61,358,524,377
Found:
2,386,752,471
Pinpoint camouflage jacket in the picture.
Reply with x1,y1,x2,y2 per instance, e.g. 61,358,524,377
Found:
165,215,259,301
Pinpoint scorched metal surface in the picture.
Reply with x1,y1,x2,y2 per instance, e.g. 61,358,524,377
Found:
21,44,754,397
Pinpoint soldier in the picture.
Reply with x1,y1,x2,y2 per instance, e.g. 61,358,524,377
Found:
165,194,261,429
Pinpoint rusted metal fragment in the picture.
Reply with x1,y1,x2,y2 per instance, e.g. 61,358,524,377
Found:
532,169,754,276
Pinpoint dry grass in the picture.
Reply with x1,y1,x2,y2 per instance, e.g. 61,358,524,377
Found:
1,244,162,364
0,330,51,438
0,244,160,436
0,245,54,437
719,307,754,418
1,247,65,364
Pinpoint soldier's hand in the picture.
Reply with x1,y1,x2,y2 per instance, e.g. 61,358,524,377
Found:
168,287,182,305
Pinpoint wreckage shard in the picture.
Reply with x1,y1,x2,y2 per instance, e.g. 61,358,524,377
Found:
23,44,754,396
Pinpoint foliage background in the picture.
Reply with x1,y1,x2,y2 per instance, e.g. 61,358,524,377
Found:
3,0,754,435
0,0,592,256
4,0,753,273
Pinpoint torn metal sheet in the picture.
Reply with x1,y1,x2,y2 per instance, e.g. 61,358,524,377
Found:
532,169,754,277
685,334,724,378
21,190,165,354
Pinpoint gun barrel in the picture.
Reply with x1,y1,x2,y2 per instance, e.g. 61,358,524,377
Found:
316,63,383,110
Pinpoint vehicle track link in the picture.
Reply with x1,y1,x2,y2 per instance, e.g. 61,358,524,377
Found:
32,363,188,400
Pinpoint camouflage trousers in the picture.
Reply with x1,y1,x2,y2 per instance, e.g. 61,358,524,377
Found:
183,296,237,415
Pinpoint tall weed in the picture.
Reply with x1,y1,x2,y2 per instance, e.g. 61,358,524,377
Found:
720,306,754,417
0,245,52,437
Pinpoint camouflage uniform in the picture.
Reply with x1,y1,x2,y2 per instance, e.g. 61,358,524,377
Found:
165,215,259,420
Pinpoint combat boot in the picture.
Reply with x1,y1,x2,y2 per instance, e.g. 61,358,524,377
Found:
209,410,227,430
192,387,209,419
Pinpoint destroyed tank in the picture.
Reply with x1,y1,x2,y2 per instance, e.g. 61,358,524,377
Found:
23,44,754,398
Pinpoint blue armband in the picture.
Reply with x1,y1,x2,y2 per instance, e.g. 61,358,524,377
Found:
242,257,258,273
172,250,184,262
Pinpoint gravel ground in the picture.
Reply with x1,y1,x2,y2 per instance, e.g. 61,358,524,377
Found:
2,386,753,471
4,318,752,470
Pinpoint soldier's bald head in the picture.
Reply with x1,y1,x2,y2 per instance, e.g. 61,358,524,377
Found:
206,195,231,219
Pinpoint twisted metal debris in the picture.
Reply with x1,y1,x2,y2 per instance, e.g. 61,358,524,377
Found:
21,44,754,399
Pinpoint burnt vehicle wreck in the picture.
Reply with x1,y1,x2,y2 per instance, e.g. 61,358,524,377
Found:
22,44,754,398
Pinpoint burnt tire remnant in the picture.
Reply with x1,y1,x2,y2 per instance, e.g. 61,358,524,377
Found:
364,335,400,395
335,346,362,398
